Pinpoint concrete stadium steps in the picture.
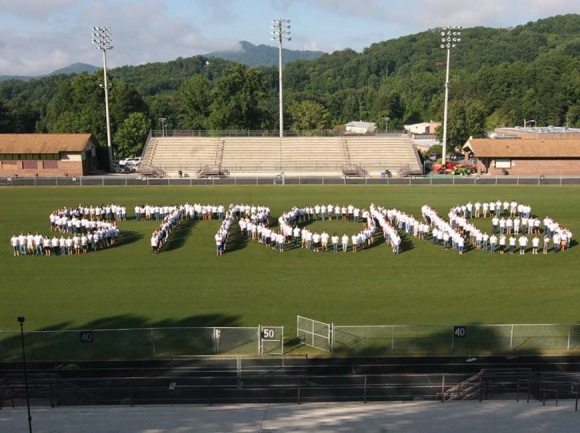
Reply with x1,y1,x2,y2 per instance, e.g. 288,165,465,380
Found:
144,137,220,174
221,137,281,172
280,137,345,171
140,135,423,177
346,136,423,173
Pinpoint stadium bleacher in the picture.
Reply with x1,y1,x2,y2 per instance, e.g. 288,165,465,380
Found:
140,135,423,177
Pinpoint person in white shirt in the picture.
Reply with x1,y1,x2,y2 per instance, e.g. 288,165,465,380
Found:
151,234,159,254
312,232,321,252
305,230,313,250
331,233,339,253
321,231,329,252
10,234,19,256
543,235,550,254
499,234,506,255
482,232,489,252
17,233,26,256
489,234,497,253
393,234,401,254
293,226,301,247
43,236,52,257
457,236,464,254
351,234,358,253
531,236,540,255
509,235,517,254
518,235,528,255
341,233,349,253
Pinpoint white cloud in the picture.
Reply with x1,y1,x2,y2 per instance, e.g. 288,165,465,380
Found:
302,41,319,51
1,0,580,76
0,0,241,75
0,0,78,18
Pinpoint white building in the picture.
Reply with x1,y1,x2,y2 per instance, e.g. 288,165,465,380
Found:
404,121,441,135
345,121,377,134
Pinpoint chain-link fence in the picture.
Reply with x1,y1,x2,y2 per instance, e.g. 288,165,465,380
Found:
331,323,580,355
0,326,284,362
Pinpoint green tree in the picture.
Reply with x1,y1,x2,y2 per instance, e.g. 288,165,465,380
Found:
113,112,151,158
175,75,212,129
207,64,268,130
288,100,332,131
0,99,12,132
44,71,148,146
436,100,487,149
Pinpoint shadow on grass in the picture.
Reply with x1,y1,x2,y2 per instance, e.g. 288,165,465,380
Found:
163,218,198,252
398,231,414,254
0,313,250,362
118,230,144,246
225,219,249,253
332,323,551,358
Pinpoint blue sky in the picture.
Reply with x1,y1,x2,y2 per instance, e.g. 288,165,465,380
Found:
0,0,579,76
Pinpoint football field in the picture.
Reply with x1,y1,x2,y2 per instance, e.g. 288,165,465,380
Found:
0,185,578,359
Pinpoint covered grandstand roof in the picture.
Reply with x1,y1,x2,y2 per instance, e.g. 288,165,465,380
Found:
463,138,580,158
0,133,95,154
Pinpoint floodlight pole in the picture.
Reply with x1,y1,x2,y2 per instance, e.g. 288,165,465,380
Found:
271,19,291,139
18,316,33,433
440,26,461,166
92,27,114,172
159,118,167,137
271,19,291,174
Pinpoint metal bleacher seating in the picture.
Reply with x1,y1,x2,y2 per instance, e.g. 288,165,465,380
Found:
140,134,423,178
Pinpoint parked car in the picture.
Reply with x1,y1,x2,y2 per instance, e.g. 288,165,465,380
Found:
448,153,464,162
119,157,142,166
427,153,442,162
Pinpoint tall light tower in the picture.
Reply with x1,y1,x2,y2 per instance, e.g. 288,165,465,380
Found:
159,117,167,137
440,26,461,166
271,19,291,138
92,26,114,171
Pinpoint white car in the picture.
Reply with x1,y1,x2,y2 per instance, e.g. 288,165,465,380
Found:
119,157,142,166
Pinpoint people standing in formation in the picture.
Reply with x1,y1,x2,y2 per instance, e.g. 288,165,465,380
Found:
136,203,227,223
12,199,572,257
447,200,572,255
231,203,271,253
11,204,122,257
271,204,377,254
150,205,184,254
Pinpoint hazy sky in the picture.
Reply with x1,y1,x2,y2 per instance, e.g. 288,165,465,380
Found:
0,0,579,76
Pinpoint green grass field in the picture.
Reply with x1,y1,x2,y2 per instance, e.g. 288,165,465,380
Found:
0,185,578,359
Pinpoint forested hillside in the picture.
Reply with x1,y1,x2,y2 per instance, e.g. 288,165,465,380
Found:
206,40,325,67
1,14,579,157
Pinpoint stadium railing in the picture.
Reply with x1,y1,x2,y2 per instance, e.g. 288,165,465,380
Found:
2,175,580,187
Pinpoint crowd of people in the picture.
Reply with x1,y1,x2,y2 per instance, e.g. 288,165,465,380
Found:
11,204,122,257
145,199,573,256
233,204,378,254
147,203,270,255
419,200,573,255
150,206,184,254
12,199,573,257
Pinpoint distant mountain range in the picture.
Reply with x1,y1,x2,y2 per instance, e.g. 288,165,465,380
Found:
0,62,99,82
0,41,323,82
205,40,325,66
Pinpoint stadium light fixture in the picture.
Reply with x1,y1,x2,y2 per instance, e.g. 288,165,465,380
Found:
92,26,114,172
159,117,167,137
440,26,462,166
271,19,291,139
